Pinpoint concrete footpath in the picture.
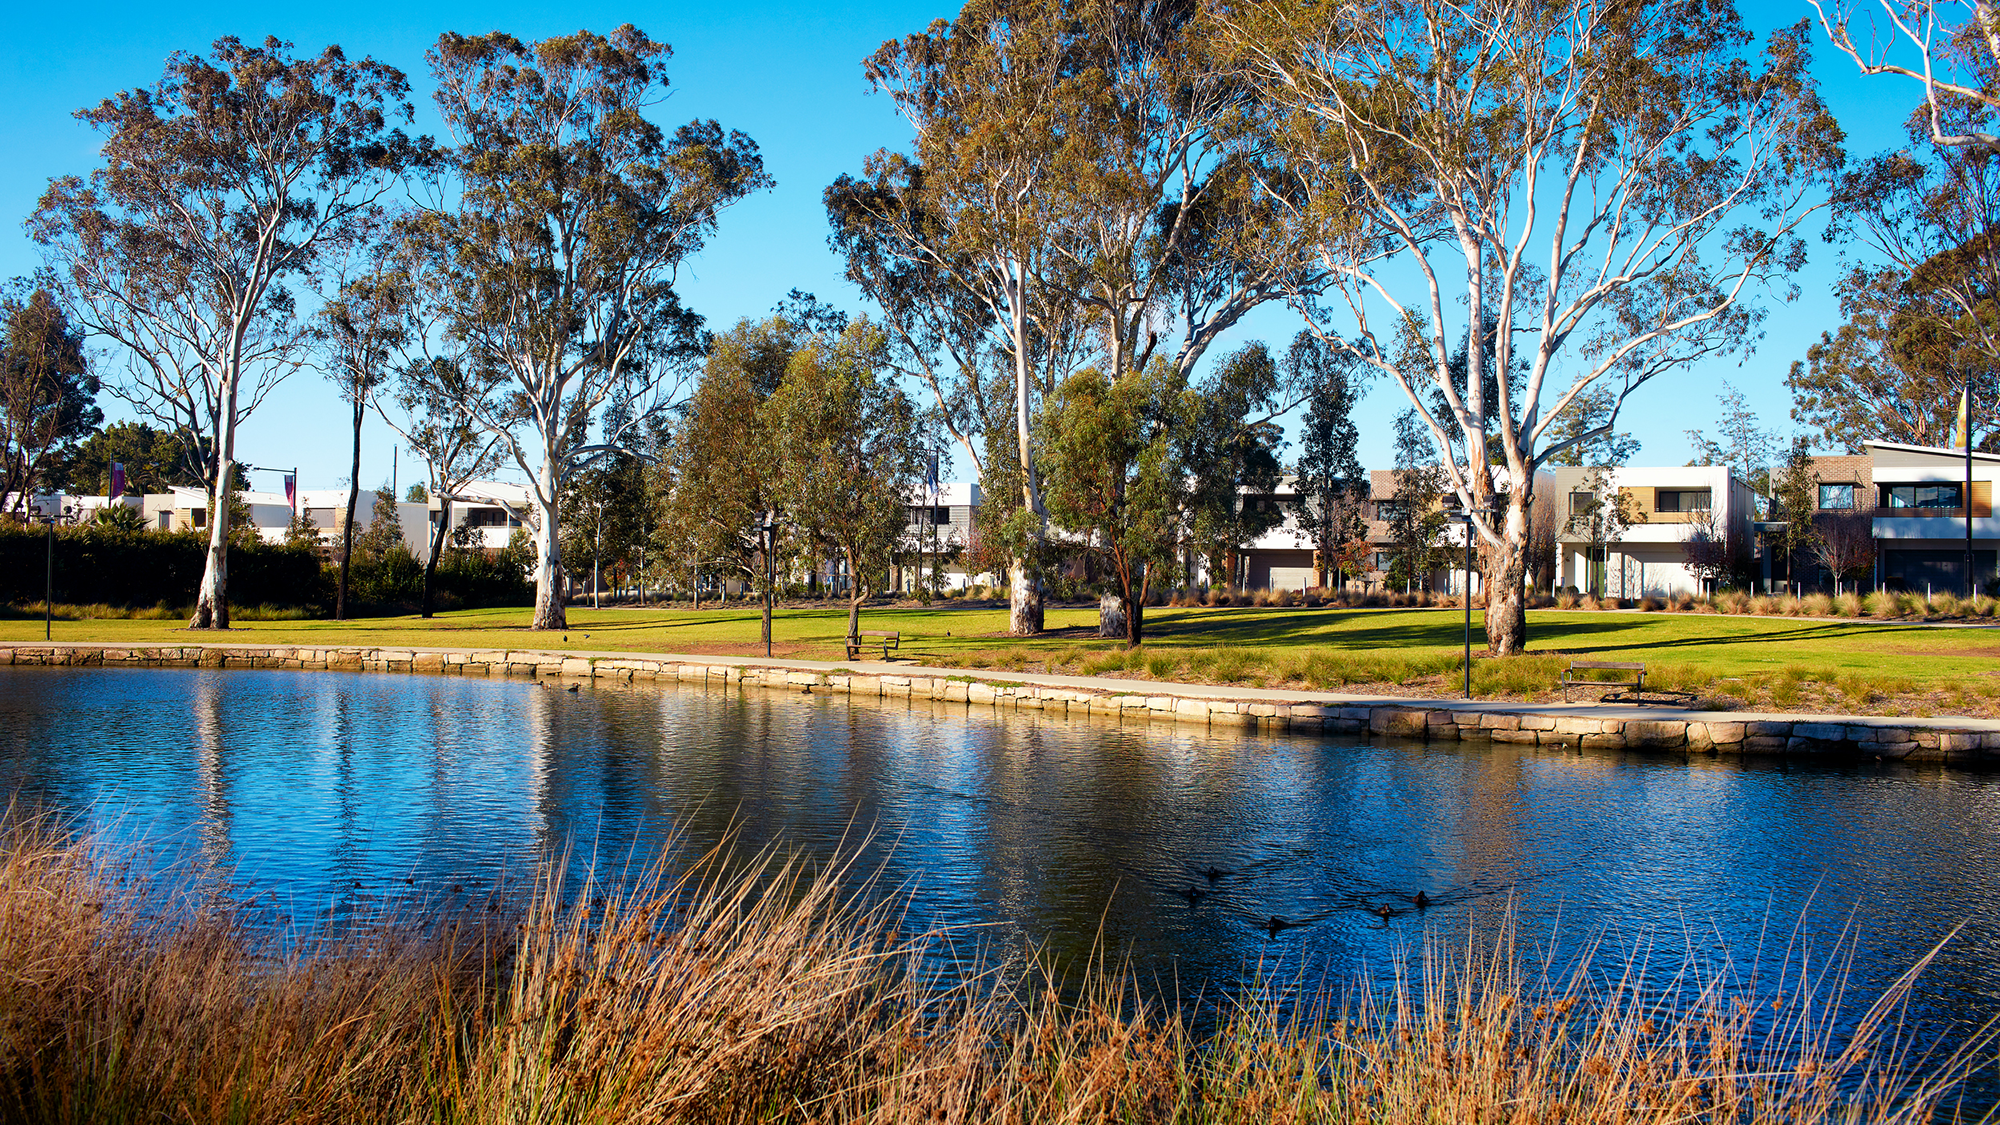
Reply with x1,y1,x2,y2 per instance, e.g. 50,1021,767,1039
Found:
4,640,1997,767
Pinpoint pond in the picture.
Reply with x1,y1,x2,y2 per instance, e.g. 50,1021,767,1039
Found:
3,665,1998,1097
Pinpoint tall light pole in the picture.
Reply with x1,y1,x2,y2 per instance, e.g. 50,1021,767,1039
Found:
1451,505,1497,700
592,498,603,610
43,512,55,641
762,510,777,658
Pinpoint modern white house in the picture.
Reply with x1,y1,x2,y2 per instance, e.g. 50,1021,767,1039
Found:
1852,440,2000,593
896,481,990,591
1553,464,1757,596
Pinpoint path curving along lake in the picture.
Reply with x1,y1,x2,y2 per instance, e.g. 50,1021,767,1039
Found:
4,664,1999,1097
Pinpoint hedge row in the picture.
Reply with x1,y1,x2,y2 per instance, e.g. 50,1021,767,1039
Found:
0,527,530,614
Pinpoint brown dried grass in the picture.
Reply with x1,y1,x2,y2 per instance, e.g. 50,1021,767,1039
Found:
0,815,1981,1124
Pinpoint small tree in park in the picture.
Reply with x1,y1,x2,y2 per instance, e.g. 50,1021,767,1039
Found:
31,36,421,628
766,322,923,641
0,287,99,517
1039,362,1187,647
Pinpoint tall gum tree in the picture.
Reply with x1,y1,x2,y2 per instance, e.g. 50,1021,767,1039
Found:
829,0,1096,635
417,26,768,630
30,36,418,628
830,0,1318,634
1216,0,1843,654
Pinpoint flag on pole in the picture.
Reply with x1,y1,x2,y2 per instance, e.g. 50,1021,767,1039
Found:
283,473,296,509
108,462,125,501
1956,386,1971,449
925,452,939,490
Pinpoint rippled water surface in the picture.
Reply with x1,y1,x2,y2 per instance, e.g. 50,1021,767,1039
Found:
4,665,1999,1088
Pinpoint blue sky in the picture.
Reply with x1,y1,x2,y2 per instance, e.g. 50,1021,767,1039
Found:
0,0,1928,491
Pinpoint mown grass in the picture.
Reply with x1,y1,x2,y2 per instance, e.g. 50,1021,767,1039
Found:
0,815,1982,1125
5,600,1999,714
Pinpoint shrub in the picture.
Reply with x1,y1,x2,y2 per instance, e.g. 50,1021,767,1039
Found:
1669,591,1696,612
1717,590,1751,614
1555,591,1581,610
1863,590,1900,618
1931,591,1963,618
1835,591,1864,617
1800,594,1835,617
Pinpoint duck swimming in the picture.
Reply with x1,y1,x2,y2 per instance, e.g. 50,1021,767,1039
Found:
1415,891,1431,908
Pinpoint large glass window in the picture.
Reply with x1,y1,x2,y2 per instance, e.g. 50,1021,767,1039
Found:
1654,489,1712,512
1817,483,1855,510
1882,483,1962,509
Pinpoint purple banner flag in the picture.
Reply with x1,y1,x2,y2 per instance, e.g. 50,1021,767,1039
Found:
283,473,296,509
108,462,125,501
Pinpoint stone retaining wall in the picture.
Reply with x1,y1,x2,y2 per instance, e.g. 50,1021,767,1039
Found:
4,643,1994,767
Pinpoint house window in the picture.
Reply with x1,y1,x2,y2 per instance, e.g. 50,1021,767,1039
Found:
1818,483,1855,510
465,508,508,527
1882,483,1961,509
933,506,951,525
190,508,206,529
1375,501,1403,521
1568,491,1594,516
1654,489,1711,513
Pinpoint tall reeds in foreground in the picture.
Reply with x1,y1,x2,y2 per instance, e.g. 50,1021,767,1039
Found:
0,817,1986,1124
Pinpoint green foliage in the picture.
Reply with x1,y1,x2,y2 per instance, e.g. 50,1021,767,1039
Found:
0,286,99,511
1039,361,1187,645
88,505,146,534
58,422,215,498
1180,342,1286,586
0,525,325,609
766,320,922,631
1290,333,1369,586
351,487,406,564
1383,411,1451,592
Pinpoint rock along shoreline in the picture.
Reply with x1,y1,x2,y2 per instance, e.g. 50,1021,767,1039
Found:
4,641,1997,768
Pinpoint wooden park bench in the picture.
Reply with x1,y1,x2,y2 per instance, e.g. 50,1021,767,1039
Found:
1561,660,1650,703
845,630,902,661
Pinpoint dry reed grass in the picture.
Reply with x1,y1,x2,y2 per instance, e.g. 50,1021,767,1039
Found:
0,816,1985,1125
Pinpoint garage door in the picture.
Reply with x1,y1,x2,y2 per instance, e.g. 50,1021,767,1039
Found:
1268,567,1315,591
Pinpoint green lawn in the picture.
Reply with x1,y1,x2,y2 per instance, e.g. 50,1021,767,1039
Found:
5,602,1996,711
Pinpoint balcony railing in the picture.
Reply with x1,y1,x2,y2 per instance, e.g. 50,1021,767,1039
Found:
1872,506,1974,518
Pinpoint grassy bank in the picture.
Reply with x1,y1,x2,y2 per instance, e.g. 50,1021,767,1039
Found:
7,600,2000,717
0,818,1979,1125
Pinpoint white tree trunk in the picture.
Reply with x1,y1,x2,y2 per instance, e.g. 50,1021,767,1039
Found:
189,374,241,630
531,454,565,631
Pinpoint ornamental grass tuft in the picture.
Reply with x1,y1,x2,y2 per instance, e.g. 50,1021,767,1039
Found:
0,814,1982,1125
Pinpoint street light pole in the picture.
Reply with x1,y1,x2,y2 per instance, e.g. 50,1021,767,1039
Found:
44,514,55,641
762,511,777,658
1452,505,1497,700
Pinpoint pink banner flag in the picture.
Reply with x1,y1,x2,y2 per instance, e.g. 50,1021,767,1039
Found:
108,462,125,501
283,473,296,509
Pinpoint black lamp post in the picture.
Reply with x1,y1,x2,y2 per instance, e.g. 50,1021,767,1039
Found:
1451,504,1498,700
761,510,777,658
43,512,55,642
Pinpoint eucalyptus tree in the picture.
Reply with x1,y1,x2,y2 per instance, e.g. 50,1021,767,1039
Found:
414,26,769,630
1812,0,1999,149
830,0,1316,636
1216,0,1842,654
31,36,419,628
372,350,504,618
766,321,923,640
1179,342,1286,590
1039,360,1188,647
1790,263,1999,450
0,287,98,516
316,229,408,619
1287,332,1369,589
827,0,1095,635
